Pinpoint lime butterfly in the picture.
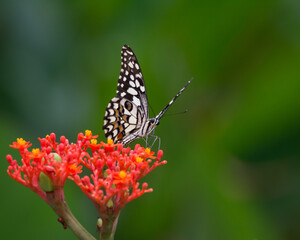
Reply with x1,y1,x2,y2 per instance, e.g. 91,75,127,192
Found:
103,45,192,145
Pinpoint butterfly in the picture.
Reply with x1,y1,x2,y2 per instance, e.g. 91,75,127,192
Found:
103,45,192,146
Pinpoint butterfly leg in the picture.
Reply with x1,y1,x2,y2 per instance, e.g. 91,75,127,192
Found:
142,132,160,150
141,136,150,148
150,135,161,150
145,135,149,148
146,131,161,150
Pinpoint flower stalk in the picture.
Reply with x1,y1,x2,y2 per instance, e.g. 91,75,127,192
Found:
46,190,96,240
98,211,120,240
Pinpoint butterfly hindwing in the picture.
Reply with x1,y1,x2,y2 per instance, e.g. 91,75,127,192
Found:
103,97,143,143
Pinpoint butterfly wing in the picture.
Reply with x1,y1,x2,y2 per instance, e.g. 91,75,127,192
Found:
103,97,143,143
117,45,149,116
102,45,149,144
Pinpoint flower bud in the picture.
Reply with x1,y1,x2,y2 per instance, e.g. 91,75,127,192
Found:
106,199,113,208
39,172,54,192
53,153,62,162
60,136,66,143
97,218,103,228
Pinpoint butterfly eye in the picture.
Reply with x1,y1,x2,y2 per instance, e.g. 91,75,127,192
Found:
125,101,133,111
149,118,155,124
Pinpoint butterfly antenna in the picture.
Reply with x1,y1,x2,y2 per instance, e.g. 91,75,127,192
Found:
156,78,193,121
163,109,188,117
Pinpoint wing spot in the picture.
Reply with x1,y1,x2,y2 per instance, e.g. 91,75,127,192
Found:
128,62,134,68
113,129,118,137
125,71,129,75
112,122,119,129
117,132,124,140
109,116,116,122
120,92,126,97
130,75,134,80
119,105,124,115
122,115,129,122
125,100,133,111
135,80,140,87
127,87,138,95
135,73,142,78
140,86,145,92
123,76,127,81
107,125,113,132
108,109,114,115
135,63,139,69
132,96,141,106
129,81,135,87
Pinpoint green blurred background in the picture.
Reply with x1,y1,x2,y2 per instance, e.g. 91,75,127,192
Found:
1,0,300,239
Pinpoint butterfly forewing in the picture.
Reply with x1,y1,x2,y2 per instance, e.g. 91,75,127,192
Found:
117,45,149,114
103,45,148,143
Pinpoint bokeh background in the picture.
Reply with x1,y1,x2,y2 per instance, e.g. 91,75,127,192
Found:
1,0,300,239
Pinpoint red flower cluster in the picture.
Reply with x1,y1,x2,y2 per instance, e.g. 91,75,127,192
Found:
7,133,83,202
6,131,167,216
72,137,166,215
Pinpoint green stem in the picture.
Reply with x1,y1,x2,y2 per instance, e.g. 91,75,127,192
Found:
46,191,96,240
99,212,120,240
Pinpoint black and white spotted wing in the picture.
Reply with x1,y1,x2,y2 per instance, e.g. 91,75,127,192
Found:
103,45,149,144
116,45,149,115
103,45,192,145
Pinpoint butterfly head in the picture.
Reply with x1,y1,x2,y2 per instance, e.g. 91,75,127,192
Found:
140,117,159,137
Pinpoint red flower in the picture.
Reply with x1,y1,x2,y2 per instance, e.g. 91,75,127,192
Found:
9,138,32,150
78,130,98,141
134,146,156,159
100,139,117,153
27,148,45,160
89,139,101,152
113,171,132,185
67,164,83,176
